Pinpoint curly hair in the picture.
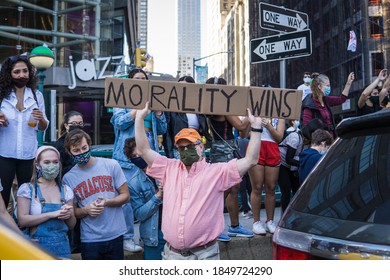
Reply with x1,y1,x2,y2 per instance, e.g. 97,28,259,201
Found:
310,74,329,101
311,129,332,146
0,55,38,100
123,137,137,159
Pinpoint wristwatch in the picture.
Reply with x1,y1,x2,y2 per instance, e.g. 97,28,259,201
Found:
250,127,263,133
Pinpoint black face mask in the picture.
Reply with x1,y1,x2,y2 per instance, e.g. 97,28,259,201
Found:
130,157,148,170
370,96,380,104
68,125,84,132
12,77,29,88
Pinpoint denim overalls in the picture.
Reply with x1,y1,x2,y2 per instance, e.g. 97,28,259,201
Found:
31,182,71,259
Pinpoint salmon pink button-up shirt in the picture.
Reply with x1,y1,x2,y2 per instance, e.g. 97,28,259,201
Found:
146,154,242,249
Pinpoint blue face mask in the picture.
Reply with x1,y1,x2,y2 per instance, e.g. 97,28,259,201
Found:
320,149,326,155
295,121,300,128
130,156,148,170
324,86,331,96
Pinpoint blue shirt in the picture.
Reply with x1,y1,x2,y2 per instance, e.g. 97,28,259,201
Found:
298,148,322,184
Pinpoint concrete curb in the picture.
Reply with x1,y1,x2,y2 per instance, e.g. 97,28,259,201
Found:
72,234,273,260
219,234,273,260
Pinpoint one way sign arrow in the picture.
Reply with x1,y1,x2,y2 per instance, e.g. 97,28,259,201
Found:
250,30,312,64
260,2,309,32
262,11,307,31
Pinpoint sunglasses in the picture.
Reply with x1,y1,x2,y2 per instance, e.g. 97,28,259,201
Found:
9,55,28,61
176,143,200,152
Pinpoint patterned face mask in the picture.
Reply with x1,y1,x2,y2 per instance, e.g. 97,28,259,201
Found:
71,150,91,165
39,163,60,180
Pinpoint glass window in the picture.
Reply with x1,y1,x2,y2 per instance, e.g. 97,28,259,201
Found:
294,131,390,224
369,16,384,38
371,52,384,76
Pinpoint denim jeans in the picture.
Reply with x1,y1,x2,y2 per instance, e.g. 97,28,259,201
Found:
144,230,165,260
81,235,124,260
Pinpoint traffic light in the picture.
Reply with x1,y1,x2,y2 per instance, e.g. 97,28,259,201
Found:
135,48,147,68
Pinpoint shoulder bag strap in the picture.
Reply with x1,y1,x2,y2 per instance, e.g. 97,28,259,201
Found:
207,117,237,151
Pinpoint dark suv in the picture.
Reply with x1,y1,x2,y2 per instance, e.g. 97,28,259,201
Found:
273,109,390,260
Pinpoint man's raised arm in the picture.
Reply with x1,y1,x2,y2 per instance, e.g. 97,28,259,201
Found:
135,102,159,167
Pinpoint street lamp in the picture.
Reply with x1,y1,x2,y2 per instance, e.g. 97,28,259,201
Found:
193,50,233,79
29,45,54,147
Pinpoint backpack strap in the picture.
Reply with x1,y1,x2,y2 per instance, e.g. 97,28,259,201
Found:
32,90,38,107
278,130,298,147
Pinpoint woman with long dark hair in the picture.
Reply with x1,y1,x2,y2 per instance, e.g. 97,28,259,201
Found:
0,55,48,209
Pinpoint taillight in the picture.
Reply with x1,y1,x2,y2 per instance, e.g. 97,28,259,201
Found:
272,227,313,260
273,243,310,260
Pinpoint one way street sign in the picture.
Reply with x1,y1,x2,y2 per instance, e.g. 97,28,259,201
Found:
250,30,312,64
260,2,309,33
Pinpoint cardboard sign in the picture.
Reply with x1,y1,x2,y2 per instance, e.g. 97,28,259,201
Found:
105,77,302,119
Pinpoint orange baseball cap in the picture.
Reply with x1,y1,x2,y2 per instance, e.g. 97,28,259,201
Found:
174,128,201,144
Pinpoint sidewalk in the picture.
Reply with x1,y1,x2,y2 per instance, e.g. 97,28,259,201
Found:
72,207,281,260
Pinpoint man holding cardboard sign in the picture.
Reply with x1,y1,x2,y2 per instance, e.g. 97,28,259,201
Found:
134,101,263,260
104,77,303,119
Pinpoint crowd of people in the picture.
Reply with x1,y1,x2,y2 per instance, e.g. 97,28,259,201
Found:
0,53,389,260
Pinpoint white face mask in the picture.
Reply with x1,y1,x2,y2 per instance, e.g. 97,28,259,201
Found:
303,77,311,83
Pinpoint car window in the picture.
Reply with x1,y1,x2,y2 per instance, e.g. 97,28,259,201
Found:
293,132,390,225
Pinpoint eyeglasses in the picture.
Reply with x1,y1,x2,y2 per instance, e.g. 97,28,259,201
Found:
304,75,311,78
9,55,28,61
68,121,84,127
176,143,200,152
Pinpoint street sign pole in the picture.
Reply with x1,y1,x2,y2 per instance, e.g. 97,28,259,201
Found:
280,59,286,88
279,29,286,89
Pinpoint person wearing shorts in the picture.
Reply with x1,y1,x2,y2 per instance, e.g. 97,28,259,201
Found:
247,118,284,235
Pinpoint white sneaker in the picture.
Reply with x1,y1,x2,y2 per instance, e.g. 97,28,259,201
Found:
123,238,143,253
265,220,276,234
252,221,266,235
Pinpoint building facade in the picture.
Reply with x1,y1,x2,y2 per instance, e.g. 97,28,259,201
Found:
205,0,390,119
249,0,390,119
178,0,201,77
0,0,140,144
138,0,148,50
